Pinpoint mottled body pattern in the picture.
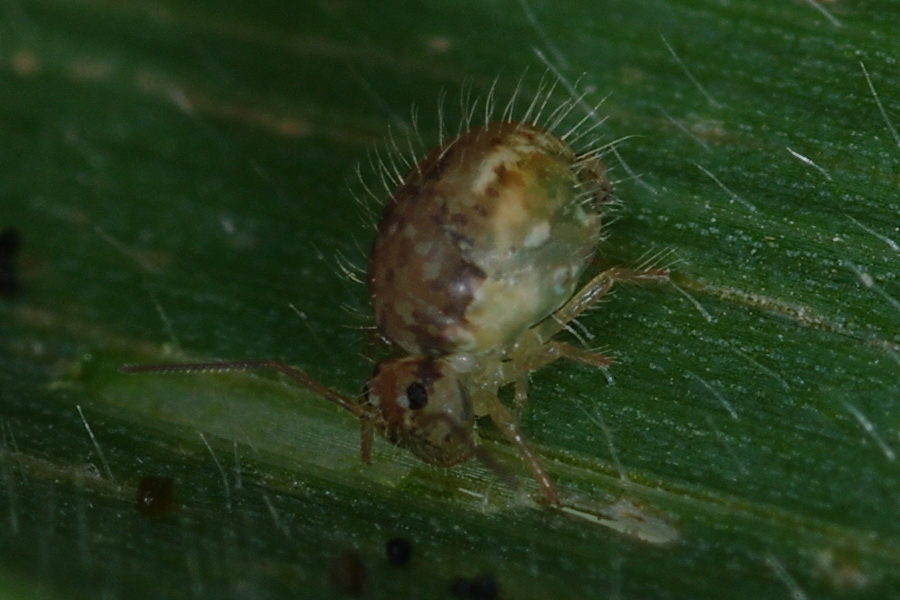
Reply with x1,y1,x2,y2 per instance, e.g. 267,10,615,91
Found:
370,122,607,355
360,121,630,504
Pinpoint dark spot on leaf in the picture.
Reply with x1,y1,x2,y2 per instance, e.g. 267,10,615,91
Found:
385,537,412,567
0,228,22,297
134,476,174,517
329,549,365,597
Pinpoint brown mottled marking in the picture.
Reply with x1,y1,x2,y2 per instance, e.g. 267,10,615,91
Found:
369,121,605,355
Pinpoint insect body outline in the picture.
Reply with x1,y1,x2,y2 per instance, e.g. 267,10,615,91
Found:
123,82,669,506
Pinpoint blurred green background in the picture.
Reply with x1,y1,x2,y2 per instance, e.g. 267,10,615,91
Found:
1,1,898,598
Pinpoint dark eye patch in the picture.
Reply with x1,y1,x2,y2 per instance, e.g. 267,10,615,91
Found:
405,382,428,409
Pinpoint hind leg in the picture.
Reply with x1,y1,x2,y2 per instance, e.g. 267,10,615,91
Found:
534,267,669,343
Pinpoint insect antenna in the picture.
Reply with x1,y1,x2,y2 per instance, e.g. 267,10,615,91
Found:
120,360,361,417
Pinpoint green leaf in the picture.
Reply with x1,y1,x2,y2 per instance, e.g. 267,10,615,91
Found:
2,1,897,598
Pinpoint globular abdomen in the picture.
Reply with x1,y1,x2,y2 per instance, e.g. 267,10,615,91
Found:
368,121,609,356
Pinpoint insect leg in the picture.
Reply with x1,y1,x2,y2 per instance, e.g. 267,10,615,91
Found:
535,267,668,342
484,396,561,506
545,341,613,369
513,374,529,419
